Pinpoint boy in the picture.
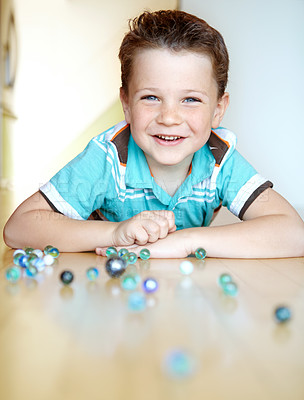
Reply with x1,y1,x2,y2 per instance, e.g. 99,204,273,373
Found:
3,10,304,258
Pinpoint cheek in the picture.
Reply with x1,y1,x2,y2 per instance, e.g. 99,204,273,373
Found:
188,114,209,132
130,106,151,126
189,115,213,143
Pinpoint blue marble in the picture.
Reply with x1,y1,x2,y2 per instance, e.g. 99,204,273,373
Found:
139,248,150,260
86,267,99,281
194,248,207,260
128,292,146,311
274,306,291,323
44,245,54,255
163,350,195,378
13,253,25,266
27,254,38,266
142,278,158,293
179,261,194,275
6,266,21,283
121,252,130,263
32,257,46,272
26,265,38,278
121,274,140,290
18,255,30,268
13,249,26,257
222,281,238,296
106,246,117,257
60,270,74,285
218,273,233,288
32,249,44,258
47,247,60,258
24,247,34,255
105,256,126,278
118,248,129,258
127,252,138,264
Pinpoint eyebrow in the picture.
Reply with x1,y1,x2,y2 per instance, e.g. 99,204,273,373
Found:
135,88,158,94
135,88,210,97
182,89,209,97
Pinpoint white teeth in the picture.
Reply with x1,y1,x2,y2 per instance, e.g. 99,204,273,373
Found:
157,135,180,141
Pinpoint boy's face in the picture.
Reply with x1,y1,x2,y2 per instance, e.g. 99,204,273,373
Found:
120,48,229,172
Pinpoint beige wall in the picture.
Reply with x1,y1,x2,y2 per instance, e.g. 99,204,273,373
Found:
1,0,17,185
11,0,177,202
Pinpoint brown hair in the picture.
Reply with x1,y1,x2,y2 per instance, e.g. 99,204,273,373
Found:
119,10,229,99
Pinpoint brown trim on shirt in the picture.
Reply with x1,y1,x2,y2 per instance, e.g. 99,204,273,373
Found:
111,124,130,165
39,189,62,214
239,180,273,220
208,130,230,166
88,209,109,221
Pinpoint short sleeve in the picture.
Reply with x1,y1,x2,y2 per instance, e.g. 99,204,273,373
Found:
39,138,115,220
218,150,273,219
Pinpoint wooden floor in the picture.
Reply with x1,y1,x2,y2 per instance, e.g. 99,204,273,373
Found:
1,190,304,400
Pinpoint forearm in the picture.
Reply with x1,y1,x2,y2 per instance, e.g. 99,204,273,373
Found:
129,214,304,259
3,209,117,252
187,214,304,258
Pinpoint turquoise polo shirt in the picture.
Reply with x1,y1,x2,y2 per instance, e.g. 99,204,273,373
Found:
40,121,272,229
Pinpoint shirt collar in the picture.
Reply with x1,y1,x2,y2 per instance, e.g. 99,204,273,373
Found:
169,145,214,204
190,143,215,184
125,135,172,204
125,133,215,204
125,134,153,189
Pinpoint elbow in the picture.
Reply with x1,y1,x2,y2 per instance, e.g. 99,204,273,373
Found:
290,217,304,257
281,213,304,257
3,220,17,249
298,223,304,257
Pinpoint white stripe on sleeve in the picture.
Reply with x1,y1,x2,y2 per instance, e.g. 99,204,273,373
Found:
229,174,268,217
40,181,85,220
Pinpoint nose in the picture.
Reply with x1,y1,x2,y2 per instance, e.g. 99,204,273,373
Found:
156,102,183,126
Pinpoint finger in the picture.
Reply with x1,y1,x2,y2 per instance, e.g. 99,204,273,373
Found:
153,216,171,239
166,211,176,232
145,220,162,243
95,247,107,256
134,223,158,245
152,210,176,232
137,219,173,243
136,213,176,241
126,224,149,245
127,219,163,245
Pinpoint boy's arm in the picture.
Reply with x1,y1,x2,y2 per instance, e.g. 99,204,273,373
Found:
194,188,304,258
105,188,304,259
3,191,118,252
3,191,176,252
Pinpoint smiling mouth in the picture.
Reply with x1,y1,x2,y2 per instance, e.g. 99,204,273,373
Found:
155,135,182,141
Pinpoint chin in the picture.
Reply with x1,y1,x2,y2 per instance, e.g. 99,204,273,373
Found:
160,160,182,168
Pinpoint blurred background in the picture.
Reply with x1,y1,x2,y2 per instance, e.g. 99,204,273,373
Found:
1,0,303,220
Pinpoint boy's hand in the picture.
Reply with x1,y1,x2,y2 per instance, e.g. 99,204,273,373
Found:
130,231,191,258
95,227,192,259
111,210,176,247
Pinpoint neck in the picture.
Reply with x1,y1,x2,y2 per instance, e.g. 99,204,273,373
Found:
145,154,193,197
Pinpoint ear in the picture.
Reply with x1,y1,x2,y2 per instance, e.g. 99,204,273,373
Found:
211,92,230,129
120,87,131,124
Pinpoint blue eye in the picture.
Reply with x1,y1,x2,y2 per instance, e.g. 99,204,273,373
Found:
184,97,201,103
142,95,158,101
